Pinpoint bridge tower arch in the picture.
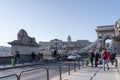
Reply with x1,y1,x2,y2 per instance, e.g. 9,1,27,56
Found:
96,25,115,51
95,19,120,69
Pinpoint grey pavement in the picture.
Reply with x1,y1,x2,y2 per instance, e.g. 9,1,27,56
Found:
51,63,120,80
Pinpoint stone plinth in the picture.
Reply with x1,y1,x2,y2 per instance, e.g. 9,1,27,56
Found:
116,55,120,72
8,29,40,62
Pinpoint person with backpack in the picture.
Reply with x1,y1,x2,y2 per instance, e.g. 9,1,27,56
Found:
101,48,110,71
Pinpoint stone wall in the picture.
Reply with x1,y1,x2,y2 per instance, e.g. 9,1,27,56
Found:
0,54,40,65
11,45,39,55
116,56,120,72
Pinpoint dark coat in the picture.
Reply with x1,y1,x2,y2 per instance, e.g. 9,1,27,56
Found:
89,52,95,61
95,53,100,62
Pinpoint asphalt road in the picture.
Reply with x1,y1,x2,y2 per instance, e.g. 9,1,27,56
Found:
0,61,81,80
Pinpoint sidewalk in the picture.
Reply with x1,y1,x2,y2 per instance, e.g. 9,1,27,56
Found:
52,63,119,80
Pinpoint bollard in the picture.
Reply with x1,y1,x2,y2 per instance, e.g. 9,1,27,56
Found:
74,61,76,72
17,71,23,80
59,64,62,80
68,64,70,75
16,75,20,80
78,60,80,70
46,67,49,80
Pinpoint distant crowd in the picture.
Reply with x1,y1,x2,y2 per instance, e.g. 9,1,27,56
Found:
14,51,44,64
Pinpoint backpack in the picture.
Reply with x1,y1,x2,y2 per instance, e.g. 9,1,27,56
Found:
102,54,106,59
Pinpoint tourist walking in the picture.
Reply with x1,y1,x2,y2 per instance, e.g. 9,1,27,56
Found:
31,52,36,63
110,52,116,65
15,51,20,64
94,49,100,67
38,53,44,61
37,52,44,62
89,49,95,68
101,48,110,71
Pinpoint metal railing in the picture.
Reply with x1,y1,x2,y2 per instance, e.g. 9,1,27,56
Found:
0,60,84,80
0,74,18,80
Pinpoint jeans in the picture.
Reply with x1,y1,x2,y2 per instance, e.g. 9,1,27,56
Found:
32,58,36,63
103,59,109,70
15,58,20,64
90,59,93,67
111,59,115,65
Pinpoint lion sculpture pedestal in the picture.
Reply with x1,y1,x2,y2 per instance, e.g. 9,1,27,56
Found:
8,29,40,63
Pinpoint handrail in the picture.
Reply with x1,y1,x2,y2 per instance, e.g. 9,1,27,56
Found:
0,60,82,80
18,67,44,80
20,67,42,75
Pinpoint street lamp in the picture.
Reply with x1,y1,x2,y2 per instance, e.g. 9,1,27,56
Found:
77,44,81,50
99,36,103,52
54,39,59,53
55,42,57,51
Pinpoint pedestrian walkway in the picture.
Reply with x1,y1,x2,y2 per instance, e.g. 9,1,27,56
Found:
93,66,119,80
52,63,119,80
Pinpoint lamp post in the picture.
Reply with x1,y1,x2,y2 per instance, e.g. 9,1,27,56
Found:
77,44,81,50
54,39,59,54
99,36,103,52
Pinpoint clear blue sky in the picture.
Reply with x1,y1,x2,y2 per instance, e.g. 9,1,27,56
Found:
0,0,120,46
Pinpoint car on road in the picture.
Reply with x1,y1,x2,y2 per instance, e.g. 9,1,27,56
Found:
68,53,81,60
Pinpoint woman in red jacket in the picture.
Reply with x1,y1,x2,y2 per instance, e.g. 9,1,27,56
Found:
101,48,110,71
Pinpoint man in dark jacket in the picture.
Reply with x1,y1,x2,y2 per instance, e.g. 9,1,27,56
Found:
94,49,100,67
31,52,36,63
89,49,95,68
110,53,116,65
15,51,20,64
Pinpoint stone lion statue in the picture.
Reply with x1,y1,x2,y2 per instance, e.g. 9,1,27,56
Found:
115,19,120,36
17,29,28,40
17,29,37,44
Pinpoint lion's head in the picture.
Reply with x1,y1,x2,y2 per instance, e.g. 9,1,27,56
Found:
17,29,28,40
